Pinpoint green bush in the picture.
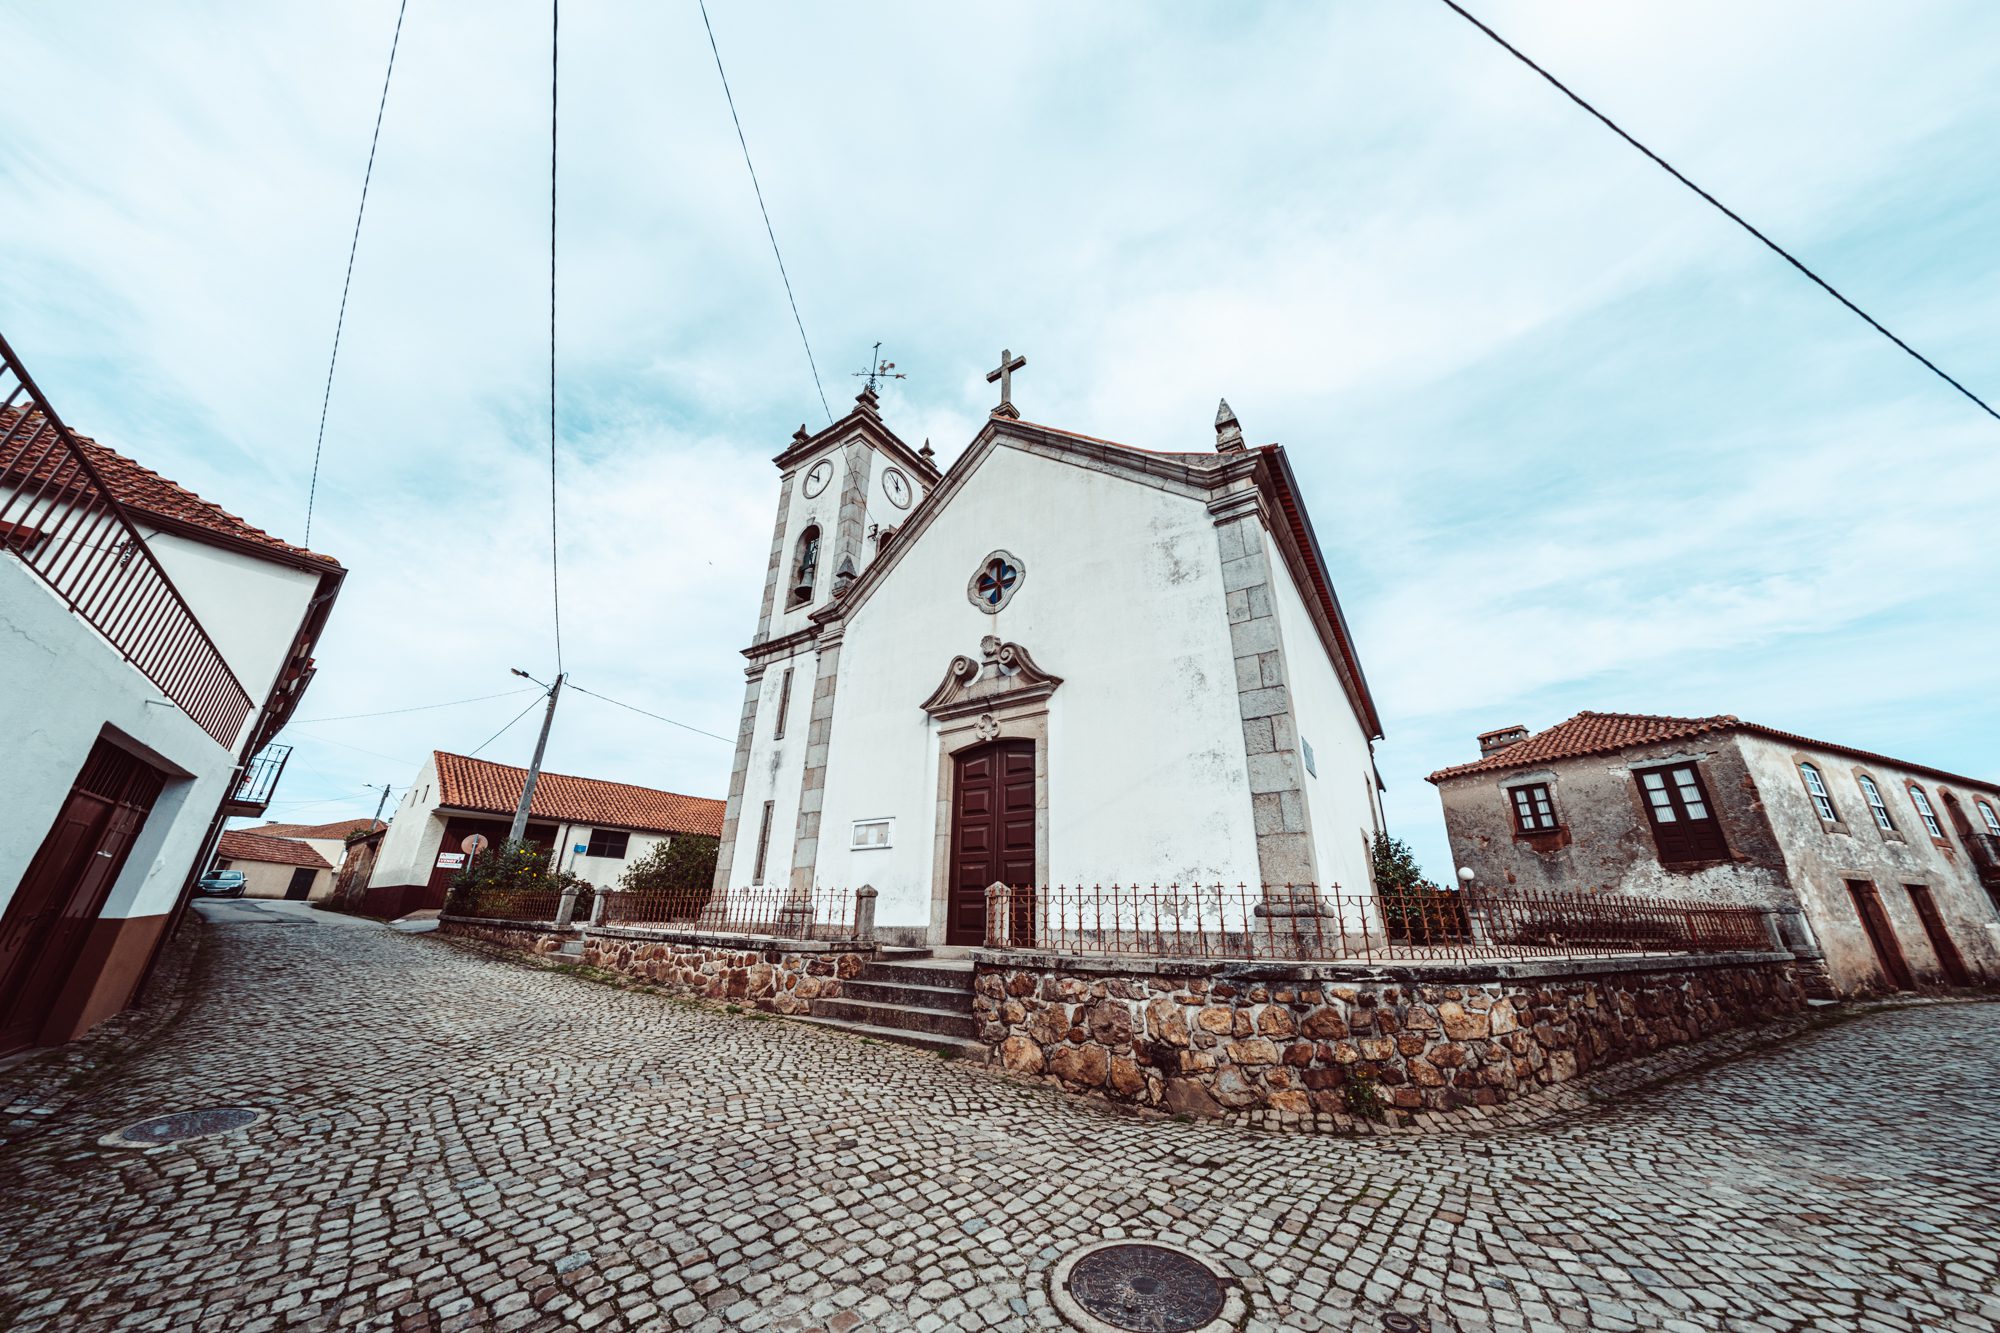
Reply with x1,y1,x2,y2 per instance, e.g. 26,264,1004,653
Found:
1370,832,1468,941
445,840,592,919
617,834,719,896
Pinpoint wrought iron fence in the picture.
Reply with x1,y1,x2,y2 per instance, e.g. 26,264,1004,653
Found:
984,882,1774,963
0,335,253,748
602,883,858,942
443,884,583,922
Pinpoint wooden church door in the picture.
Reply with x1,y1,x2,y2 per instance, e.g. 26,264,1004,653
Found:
948,739,1036,945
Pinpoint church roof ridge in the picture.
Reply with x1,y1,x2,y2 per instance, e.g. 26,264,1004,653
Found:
772,398,941,484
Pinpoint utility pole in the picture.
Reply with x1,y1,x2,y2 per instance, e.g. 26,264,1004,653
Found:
366,782,394,828
507,670,565,845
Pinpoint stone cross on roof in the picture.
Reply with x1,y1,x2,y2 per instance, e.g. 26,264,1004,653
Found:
985,347,1026,420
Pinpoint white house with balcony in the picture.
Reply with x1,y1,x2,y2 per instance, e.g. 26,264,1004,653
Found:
0,339,343,1054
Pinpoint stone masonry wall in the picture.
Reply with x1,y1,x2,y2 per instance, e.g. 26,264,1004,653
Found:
579,932,866,1013
437,917,867,1014
974,954,1806,1130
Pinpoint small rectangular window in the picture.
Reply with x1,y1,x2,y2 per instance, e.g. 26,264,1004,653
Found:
774,668,793,740
1908,785,1944,839
851,818,893,850
585,828,629,858
1799,762,1837,823
752,800,775,883
1508,782,1558,832
1859,774,1895,832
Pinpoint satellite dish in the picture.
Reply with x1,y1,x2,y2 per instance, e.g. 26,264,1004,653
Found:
462,834,490,856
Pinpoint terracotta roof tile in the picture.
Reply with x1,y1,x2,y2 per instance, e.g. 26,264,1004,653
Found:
432,752,724,838
1,406,341,569
1428,710,2000,795
1428,711,1739,782
243,818,385,840
216,830,332,869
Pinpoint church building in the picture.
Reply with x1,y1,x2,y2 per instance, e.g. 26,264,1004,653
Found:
713,354,1385,948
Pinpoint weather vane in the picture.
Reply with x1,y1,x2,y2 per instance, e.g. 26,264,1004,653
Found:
852,341,908,393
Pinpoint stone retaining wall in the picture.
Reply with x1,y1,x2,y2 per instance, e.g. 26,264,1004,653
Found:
437,918,569,956
436,917,867,1013
973,951,1806,1130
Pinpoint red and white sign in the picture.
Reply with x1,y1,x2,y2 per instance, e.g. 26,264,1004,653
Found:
435,852,466,870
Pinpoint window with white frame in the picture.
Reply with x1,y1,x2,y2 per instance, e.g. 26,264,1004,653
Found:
1858,774,1896,832
1798,762,1838,823
1508,782,1558,832
1979,799,2000,836
1908,784,1944,839
850,818,893,850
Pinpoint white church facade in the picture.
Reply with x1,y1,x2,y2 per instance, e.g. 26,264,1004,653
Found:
714,363,1385,948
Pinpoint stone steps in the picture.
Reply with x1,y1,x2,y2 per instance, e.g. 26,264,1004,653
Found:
813,995,979,1039
797,953,988,1060
790,1015,987,1060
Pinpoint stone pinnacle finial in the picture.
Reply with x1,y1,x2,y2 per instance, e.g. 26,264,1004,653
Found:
919,437,935,461
792,423,811,445
1215,398,1246,453
856,383,881,415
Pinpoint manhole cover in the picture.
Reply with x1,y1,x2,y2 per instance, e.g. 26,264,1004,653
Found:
1060,1242,1226,1332
102,1106,264,1147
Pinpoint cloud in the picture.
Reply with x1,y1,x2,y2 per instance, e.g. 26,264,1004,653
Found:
3,1,1996,877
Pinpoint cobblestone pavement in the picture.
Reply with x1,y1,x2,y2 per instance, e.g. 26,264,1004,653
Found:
1,909,1995,1333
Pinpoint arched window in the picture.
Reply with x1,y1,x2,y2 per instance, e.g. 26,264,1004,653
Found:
1797,762,1837,823
1978,799,2000,836
789,525,820,607
1857,774,1895,832
1907,783,1944,839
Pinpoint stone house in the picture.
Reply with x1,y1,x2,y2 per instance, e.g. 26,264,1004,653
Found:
713,378,1386,949
363,751,724,918
1429,711,2000,996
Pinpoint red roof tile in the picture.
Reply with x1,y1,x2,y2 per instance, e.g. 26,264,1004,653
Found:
243,818,385,841
432,752,725,838
216,830,332,869
1,406,341,569
1428,710,2000,794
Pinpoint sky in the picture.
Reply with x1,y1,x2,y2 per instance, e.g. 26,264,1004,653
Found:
4,1,1997,881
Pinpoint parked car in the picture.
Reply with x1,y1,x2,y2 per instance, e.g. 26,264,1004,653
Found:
196,869,247,898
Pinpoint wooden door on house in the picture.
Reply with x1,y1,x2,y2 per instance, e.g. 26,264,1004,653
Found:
947,739,1036,945
1635,763,1730,864
0,741,167,1054
1903,884,1971,987
284,867,317,900
1845,880,1914,991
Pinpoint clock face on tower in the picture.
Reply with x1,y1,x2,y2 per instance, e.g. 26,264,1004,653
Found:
882,467,912,509
802,459,834,498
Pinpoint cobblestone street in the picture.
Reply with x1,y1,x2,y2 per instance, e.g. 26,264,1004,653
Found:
1,906,1994,1333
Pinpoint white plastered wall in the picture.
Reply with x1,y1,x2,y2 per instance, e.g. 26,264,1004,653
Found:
1264,545,1379,897
815,443,1261,932
724,647,815,886
0,557,225,924
368,757,448,887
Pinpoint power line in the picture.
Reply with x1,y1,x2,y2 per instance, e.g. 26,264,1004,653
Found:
1434,0,1998,424
306,0,411,545
282,729,421,767
469,692,550,758
291,687,537,725
548,0,566,673
697,0,832,424
568,682,733,743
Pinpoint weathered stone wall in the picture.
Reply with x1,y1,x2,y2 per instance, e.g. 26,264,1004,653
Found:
437,918,569,956
579,930,865,1012
437,916,867,1014
974,952,1806,1129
